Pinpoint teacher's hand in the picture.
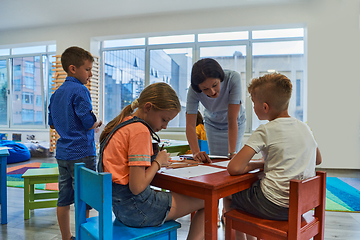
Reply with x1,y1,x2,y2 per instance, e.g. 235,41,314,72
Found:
193,151,211,163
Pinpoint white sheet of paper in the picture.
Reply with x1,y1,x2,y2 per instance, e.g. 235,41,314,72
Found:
160,165,226,178
211,160,230,167
211,160,261,173
170,156,183,161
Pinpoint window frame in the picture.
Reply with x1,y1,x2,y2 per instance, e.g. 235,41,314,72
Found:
0,44,55,130
101,26,306,134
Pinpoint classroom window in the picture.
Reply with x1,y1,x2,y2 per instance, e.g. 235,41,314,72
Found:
149,48,193,127
14,65,21,77
22,92,34,104
101,27,306,132
0,59,7,125
14,79,21,91
103,48,145,123
36,95,42,106
25,61,35,74
148,34,195,45
0,43,55,128
21,109,34,122
24,76,34,89
251,39,305,130
35,110,43,122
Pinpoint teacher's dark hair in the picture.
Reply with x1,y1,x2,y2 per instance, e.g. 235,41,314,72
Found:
191,58,225,93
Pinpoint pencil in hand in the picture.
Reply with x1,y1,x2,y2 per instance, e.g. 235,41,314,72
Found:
159,144,165,151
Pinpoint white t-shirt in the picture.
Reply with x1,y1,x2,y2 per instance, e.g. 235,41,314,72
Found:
246,117,317,207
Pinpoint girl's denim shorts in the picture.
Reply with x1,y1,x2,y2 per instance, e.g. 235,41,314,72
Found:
112,182,172,227
231,179,289,221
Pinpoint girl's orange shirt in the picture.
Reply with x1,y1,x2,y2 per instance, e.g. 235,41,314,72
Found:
102,116,153,185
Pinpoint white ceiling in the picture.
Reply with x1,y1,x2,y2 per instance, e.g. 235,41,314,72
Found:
0,0,306,32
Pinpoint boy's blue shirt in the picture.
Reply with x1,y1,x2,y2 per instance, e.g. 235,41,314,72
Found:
48,76,96,160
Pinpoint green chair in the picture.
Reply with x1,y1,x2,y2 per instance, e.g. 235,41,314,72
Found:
21,167,59,220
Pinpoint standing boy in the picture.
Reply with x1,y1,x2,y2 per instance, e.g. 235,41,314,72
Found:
48,46,102,240
224,73,322,240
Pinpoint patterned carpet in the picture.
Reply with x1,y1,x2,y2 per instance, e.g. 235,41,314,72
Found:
6,163,360,212
7,162,59,190
326,177,360,212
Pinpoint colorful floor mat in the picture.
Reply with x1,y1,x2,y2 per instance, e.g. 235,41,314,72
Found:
7,162,59,191
6,163,360,212
326,177,360,212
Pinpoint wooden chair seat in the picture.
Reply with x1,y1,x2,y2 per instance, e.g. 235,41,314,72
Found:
225,171,326,240
225,209,318,240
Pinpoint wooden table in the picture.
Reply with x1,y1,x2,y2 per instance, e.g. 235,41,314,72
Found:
0,148,9,224
151,161,264,240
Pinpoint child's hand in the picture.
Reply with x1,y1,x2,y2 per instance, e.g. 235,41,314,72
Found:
155,150,171,167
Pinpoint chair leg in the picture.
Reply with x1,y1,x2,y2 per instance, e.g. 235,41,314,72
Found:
225,218,234,240
24,179,30,220
191,211,196,220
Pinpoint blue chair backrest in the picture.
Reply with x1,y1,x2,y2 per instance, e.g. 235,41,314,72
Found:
75,162,180,240
75,162,113,240
198,139,209,154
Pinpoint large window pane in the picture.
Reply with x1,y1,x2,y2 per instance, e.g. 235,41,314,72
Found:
44,54,55,115
198,31,248,42
11,56,43,125
103,49,145,123
253,41,304,55
149,34,194,45
12,45,47,55
103,38,145,48
0,49,10,56
0,60,7,125
149,48,193,128
251,40,305,130
252,28,304,39
101,27,306,133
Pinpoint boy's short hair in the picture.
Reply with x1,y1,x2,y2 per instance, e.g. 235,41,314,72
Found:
248,73,292,112
61,46,94,73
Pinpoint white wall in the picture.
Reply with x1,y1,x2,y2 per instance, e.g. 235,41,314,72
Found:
1,0,359,169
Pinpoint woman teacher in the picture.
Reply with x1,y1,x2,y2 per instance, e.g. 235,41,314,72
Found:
186,58,246,162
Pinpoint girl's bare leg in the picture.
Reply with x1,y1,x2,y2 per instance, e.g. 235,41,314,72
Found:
166,192,205,240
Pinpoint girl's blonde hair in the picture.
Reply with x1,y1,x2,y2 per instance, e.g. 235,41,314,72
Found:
100,82,180,143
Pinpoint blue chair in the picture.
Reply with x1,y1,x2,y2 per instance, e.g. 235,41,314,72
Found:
74,163,181,240
198,139,209,154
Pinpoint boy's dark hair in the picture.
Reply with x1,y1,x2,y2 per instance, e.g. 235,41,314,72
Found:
248,73,292,112
61,46,94,73
196,110,204,126
191,58,224,93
